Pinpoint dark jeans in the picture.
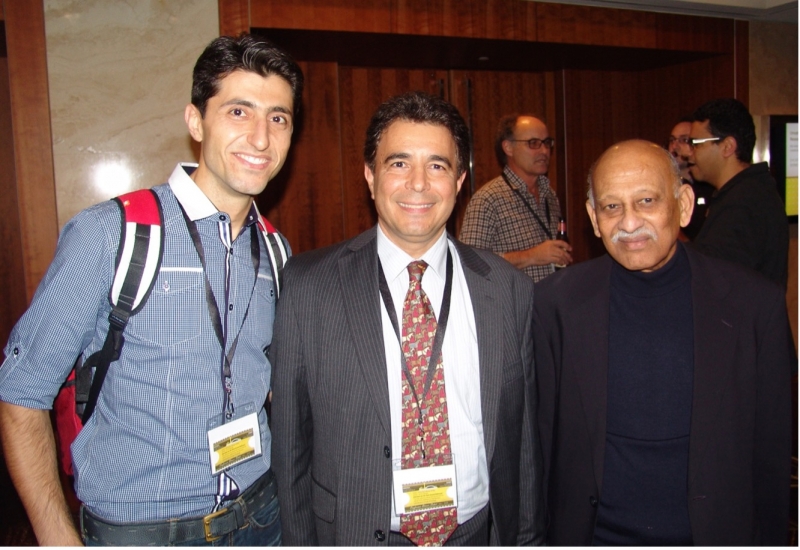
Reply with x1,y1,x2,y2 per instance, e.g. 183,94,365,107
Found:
176,494,281,547
83,494,281,547
82,470,281,546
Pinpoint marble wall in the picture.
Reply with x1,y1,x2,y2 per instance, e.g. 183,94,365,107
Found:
45,0,219,227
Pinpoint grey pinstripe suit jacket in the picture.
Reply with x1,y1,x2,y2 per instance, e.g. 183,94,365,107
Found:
270,227,545,546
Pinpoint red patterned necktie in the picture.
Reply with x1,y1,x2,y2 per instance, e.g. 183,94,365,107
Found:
399,261,457,546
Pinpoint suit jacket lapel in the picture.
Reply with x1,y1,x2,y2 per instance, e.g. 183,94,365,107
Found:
686,247,737,484
338,228,392,437
454,241,502,466
569,255,612,492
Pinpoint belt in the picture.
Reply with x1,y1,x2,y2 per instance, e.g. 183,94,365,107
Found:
81,469,277,545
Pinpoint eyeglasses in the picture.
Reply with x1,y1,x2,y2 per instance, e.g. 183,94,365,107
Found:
688,137,721,149
508,137,555,150
668,136,691,146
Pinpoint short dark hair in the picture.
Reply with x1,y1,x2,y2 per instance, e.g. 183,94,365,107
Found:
495,114,521,167
191,33,304,118
692,98,755,163
364,91,470,176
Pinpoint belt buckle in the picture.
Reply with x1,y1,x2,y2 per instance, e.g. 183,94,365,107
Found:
203,508,228,542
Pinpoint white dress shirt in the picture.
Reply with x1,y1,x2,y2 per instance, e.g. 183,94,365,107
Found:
376,227,489,531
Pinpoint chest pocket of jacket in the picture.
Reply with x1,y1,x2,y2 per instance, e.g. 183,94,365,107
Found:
130,269,203,346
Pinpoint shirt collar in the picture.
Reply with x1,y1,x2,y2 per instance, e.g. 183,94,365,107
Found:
376,225,448,284
503,165,550,193
167,163,261,230
168,163,218,221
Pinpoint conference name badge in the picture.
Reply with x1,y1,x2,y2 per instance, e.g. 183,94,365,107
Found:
392,459,458,515
207,411,261,475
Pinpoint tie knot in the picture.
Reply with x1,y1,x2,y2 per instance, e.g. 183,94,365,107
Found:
407,260,428,283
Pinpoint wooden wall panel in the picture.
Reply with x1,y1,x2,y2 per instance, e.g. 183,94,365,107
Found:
654,13,733,53
637,54,740,144
250,0,392,33
3,0,57,302
448,69,554,234
535,3,657,49
242,0,735,53
256,61,346,254
735,20,749,105
560,69,644,263
0,55,25,346
338,67,448,240
392,0,537,41
219,0,249,36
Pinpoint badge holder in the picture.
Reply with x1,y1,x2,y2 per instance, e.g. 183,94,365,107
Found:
206,402,262,475
392,456,458,515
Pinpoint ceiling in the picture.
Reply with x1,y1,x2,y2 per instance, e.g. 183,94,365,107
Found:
533,0,798,22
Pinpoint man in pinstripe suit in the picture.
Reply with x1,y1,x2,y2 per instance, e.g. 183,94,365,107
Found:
271,91,544,546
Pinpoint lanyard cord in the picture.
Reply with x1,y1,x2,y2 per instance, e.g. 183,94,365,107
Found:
501,172,553,240
179,206,261,421
378,250,453,412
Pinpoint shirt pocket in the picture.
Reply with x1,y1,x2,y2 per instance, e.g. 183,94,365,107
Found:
254,272,276,304
129,268,203,346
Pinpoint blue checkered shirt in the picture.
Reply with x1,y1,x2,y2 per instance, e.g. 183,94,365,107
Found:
0,164,288,522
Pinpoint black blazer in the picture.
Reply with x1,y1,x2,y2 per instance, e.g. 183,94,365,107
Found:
534,245,794,546
270,227,545,546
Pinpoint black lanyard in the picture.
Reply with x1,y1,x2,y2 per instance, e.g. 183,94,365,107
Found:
180,207,260,420
378,250,453,413
501,173,553,240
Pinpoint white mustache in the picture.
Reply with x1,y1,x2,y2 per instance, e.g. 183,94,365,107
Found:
611,227,658,243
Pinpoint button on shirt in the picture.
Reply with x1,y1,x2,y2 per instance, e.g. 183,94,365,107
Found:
376,227,489,531
0,163,284,522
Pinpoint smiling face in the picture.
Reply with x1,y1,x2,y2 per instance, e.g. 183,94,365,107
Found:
587,141,694,272
185,70,294,212
503,116,551,178
365,120,466,258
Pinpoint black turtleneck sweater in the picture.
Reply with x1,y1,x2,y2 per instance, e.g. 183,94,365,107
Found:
593,244,694,546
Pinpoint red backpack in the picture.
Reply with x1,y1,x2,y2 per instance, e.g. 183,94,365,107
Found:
52,189,288,475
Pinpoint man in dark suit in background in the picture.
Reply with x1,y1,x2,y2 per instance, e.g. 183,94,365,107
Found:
535,139,793,545
687,98,789,289
271,91,544,546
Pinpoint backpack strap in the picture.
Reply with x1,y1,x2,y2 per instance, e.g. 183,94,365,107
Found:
77,189,164,423
256,215,288,298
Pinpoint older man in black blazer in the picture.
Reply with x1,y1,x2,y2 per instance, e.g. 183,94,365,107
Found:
535,139,794,546
271,92,544,546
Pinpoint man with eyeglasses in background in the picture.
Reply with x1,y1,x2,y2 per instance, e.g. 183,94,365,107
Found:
461,114,572,282
668,116,714,240
686,98,788,289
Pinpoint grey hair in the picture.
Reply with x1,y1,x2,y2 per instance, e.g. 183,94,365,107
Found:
586,141,683,207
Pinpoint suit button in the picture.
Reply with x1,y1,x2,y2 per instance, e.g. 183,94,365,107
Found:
374,530,386,542
384,446,391,458
589,496,598,507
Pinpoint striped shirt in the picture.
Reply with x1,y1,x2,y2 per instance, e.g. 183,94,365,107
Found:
0,164,287,522
460,166,561,282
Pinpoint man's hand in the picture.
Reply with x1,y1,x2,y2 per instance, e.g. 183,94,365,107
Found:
503,239,573,270
0,402,83,546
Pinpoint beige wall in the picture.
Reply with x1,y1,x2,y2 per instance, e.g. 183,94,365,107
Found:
749,20,798,349
45,0,219,227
